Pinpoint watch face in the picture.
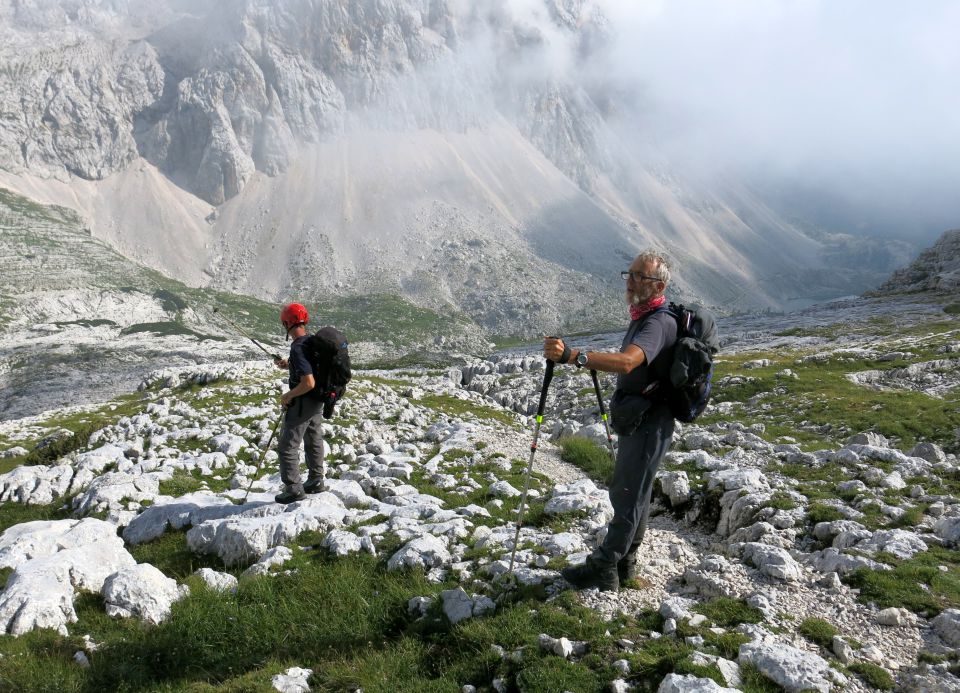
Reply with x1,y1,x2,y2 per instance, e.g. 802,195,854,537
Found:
577,353,588,365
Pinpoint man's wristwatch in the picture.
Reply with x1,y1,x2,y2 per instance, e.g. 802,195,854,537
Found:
575,351,589,368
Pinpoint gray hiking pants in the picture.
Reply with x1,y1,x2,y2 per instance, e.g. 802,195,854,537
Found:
277,396,326,493
592,402,675,566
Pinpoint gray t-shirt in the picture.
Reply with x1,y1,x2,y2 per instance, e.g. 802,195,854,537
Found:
616,310,678,394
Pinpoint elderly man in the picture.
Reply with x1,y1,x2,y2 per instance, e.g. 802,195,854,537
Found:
544,249,678,591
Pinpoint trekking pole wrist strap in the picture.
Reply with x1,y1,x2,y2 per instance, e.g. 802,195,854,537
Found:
560,343,571,364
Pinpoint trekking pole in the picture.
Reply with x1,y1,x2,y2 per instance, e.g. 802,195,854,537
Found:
590,369,617,459
507,358,555,576
211,307,282,362
241,412,284,503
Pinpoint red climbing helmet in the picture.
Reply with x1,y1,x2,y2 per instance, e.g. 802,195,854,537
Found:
280,303,309,332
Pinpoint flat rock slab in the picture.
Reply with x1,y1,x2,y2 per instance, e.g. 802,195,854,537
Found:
186,494,349,565
739,641,846,692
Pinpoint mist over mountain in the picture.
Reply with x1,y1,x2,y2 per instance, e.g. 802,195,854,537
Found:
0,0,942,334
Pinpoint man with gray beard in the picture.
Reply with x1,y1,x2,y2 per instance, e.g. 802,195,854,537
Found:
544,250,677,591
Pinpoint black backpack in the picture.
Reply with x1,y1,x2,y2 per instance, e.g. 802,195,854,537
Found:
655,303,719,422
305,326,352,418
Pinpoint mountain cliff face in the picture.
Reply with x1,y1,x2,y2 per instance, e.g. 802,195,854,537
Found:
0,0,909,331
876,229,960,294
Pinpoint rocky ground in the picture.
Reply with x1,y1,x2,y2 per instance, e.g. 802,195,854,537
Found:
1,291,960,691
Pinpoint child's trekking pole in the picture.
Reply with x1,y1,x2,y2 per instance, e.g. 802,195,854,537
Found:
590,369,617,459
508,358,555,576
242,413,284,503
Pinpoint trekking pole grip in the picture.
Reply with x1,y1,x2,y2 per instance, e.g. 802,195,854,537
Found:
536,359,555,417
590,369,607,417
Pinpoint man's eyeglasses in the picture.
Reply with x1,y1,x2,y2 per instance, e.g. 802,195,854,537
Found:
621,271,661,282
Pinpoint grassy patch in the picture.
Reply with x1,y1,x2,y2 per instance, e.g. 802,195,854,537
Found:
798,617,838,648
558,437,614,485
806,502,846,524
945,303,960,315
693,598,764,627
120,321,227,341
0,501,72,534
418,393,517,427
128,532,234,580
848,662,894,690
158,470,206,497
844,546,960,617
739,662,785,692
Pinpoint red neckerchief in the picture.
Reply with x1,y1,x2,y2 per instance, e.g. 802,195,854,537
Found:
629,295,666,321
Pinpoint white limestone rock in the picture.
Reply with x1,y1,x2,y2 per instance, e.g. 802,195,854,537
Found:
847,432,889,447
854,529,928,560
488,480,522,498
909,441,947,463
934,517,960,546
210,433,248,457
387,534,451,571
739,641,846,692
193,568,238,593
933,609,960,647
659,596,697,622
0,527,137,636
272,666,313,693
186,495,348,565
876,607,916,627
122,493,241,544
706,468,770,494
740,543,803,582
242,546,294,577
72,470,164,515
658,471,692,507
441,586,494,624
805,548,891,576
321,530,374,557
544,479,614,519
657,673,739,692
683,554,748,599
102,563,189,625
0,463,74,505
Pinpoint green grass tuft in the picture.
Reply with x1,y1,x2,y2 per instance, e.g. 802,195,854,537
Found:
558,437,614,485
848,662,895,690
798,617,838,648
844,546,960,616
693,598,765,627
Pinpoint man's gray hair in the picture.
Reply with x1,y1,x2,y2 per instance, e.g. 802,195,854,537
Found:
636,249,672,285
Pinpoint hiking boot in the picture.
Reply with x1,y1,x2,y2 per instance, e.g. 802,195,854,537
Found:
561,561,619,592
618,553,639,582
274,487,306,504
303,476,325,494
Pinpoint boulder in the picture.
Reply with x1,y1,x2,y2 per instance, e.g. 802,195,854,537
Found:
186,495,348,565
740,543,803,582
102,563,189,624
739,641,846,692
933,609,960,647
0,522,137,636
387,534,451,571
193,568,238,593
658,471,692,507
